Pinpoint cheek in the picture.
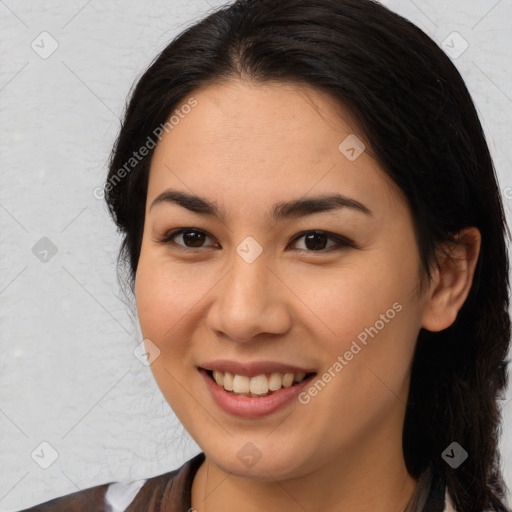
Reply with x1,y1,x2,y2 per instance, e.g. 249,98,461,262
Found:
134,252,206,417
134,251,203,352
282,252,421,409
280,254,417,347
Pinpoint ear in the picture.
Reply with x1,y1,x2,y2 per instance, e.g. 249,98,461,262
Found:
421,227,481,332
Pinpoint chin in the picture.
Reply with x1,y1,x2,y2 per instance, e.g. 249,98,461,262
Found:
203,437,312,481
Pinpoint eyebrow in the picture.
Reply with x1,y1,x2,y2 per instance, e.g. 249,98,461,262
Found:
149,188,372,222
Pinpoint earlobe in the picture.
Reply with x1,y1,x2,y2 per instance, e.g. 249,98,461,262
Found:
420,227,481,332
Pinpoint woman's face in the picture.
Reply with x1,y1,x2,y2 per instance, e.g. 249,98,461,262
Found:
135,79,431,480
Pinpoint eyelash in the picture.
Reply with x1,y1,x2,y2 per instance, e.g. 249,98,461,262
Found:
155,228,356,254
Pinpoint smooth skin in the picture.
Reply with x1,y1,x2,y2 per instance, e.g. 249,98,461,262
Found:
134,78,481,512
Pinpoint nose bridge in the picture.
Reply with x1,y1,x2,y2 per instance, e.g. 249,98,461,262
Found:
207,239,290,342
227,233,269,297
231,246,268,300
226,244,272,316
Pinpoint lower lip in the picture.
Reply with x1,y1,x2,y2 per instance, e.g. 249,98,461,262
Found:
199,368,315,418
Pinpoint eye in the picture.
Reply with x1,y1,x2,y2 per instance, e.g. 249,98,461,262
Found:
155,228,217,250
288,230,355,252
155,228,354,253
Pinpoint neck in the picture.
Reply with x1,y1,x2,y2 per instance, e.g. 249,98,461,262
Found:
191,438,419,512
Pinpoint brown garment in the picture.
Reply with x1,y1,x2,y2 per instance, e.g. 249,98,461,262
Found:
17,452,205,512
18,451,452,512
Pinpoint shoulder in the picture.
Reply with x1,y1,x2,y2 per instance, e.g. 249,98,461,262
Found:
15,481,113,511
16,471,172,511
16,453,204,512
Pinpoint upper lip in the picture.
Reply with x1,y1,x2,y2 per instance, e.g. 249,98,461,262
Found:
200,360,316,377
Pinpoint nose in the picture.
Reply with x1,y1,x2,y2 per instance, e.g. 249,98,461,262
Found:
205,250,292,343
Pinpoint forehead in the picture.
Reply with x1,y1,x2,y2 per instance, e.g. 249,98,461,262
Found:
163,79,363,163
147,79,404,220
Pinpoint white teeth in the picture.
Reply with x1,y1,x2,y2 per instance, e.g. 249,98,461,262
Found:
232,375,250,393
213,370,224,386
282,373,294,387
223,372,234,391
268,373,283,391
210,370,309,395
249,375,269,395
294,372,306,382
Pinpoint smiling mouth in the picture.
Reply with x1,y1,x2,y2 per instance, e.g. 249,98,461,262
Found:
204,369,316,398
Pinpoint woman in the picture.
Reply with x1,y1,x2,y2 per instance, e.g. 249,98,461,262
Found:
19,0,511,511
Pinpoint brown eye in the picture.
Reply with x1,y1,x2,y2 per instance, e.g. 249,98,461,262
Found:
302,232,328,250
156,228,354,253
157,228,216,249
179,230,208,248
289,230,354,252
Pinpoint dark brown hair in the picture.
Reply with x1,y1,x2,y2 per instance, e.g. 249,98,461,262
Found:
104,1,511,510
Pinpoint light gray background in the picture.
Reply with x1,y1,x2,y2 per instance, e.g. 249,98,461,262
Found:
1,0,511,510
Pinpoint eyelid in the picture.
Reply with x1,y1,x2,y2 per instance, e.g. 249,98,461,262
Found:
155,228,356,252
290,230,355,251
154,228,218,251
